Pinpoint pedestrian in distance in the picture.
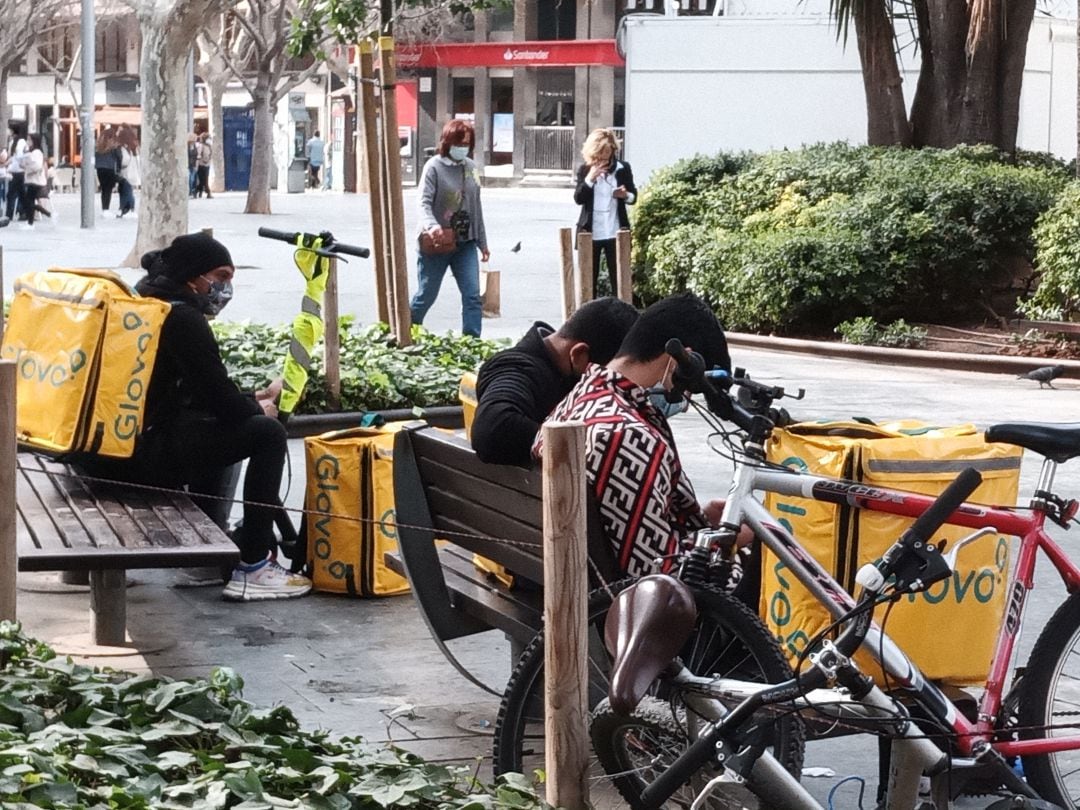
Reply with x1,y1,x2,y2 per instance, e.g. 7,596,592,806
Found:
305,130,324,189
574,128,637,297
186,132,199,198
19,133,47,230
5,124,27,223
94,128,123,213
116,137,137,218
411,119,490,338
0,147,9,222
195,133,212,198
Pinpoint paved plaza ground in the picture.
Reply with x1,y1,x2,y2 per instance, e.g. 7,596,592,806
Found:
6,188,1080,807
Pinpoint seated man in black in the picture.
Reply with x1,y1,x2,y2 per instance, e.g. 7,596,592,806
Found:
471,297,639,466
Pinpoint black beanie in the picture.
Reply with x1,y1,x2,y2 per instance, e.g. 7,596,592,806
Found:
141,233,234,282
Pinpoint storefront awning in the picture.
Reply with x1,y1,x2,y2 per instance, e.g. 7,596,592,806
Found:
95,106,143,126
396,39,624,70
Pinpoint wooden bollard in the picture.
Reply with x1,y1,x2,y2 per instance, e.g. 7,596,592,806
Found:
0,361,16,623
559,228,575,320
324,257,341,410
542,421,590,810
576,231,593,309
200,227,213,238
616,229,633,304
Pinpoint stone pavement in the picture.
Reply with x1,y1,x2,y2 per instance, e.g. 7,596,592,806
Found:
8,189,1080,806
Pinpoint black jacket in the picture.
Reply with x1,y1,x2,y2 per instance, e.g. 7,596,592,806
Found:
472,322,575,466
136,278,261,431
574,160,637,235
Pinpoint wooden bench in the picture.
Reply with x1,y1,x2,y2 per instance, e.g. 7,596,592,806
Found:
387,424,620,694
16,453,239,647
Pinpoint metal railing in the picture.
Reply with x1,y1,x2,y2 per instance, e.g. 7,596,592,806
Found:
523,126,630,173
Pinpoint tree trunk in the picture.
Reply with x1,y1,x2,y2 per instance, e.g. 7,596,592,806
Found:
125,9,198,265
208,73,228,193
958,0,1001,145
910,0,968,147
854,0,912,146
244,79,273,214
0,66,9,138
996,0,1036,153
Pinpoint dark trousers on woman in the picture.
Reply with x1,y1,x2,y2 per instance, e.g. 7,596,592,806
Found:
592,237,618,296
97,168,118,211
22,184,44,225
195,166,211,198
5,173,25,220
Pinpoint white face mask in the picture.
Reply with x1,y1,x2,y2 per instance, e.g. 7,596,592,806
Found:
448,145,469,162
647,359,690,418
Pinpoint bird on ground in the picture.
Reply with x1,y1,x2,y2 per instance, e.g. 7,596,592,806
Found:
1017,364,1066,388
510,241,521,253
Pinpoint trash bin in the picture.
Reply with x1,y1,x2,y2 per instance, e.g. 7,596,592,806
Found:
287,158,308,193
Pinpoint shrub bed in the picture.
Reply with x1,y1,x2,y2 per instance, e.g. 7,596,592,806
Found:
0,622,546,809
633,143,1071,334
212,321,503,415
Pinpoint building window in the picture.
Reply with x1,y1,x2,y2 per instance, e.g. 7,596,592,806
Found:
38,25,75,73
537,69,574,126
489,6,514,31
537,0,576,40
95,17,127,74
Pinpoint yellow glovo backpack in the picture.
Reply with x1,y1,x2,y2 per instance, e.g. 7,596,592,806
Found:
1,268,170,458
762,419,1023,685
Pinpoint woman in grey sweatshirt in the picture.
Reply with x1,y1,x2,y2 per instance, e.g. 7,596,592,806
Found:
410,119,490,337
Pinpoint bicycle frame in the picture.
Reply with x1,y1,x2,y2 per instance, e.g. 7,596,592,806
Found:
719,453,1080,759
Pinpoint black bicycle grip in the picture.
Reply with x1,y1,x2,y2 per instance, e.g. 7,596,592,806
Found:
258,227,300,243
665,338,707,393
328,241,370,258
903,466,983,548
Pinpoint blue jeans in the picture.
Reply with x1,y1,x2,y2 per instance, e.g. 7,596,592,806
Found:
410,239,482,337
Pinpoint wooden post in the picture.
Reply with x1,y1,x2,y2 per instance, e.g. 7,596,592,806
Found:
0,244,5,334
359,41,390,325
324,257,341,410
576,232,593,309
200,227,213,238
616,229,633,304
481,263,501,318
541,421,590,810
378,36,413,347
559,228,575,320
0,362,15,623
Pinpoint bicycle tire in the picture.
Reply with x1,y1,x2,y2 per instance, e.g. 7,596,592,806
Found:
1018,591,1080,808
492,580,805,804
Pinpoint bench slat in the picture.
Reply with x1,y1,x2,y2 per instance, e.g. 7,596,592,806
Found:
411,429,543,495
40,458,138,549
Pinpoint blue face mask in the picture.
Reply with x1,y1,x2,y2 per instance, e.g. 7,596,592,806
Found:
201,276,233,316
448,145,469,162
647,385,689,419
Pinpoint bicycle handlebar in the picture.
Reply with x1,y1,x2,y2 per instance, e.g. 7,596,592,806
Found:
257,227,370,258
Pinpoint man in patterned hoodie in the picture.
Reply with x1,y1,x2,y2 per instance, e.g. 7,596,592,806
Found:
533,292,737,581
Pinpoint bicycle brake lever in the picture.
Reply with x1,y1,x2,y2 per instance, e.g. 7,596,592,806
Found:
941,527,998,571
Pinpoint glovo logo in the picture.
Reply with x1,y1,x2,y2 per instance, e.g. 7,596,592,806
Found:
112,310,157,442
3,344,88,387
312,453,340,572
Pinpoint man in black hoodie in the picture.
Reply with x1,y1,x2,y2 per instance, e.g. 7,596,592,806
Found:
123,232,312,602
471,297,638,466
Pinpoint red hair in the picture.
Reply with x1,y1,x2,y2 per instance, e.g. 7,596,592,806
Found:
437,119,475,158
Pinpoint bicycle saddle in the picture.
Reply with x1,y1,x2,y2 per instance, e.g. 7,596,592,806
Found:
985,422,1080,463
604,575,698,716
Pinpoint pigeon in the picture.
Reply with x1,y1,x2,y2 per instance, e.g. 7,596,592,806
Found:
510,241,521,253
1017,364,1065,388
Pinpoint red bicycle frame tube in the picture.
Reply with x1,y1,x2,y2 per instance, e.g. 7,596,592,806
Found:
751,467,1080,757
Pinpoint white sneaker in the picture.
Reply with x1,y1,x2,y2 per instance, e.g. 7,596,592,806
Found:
222,558,312,601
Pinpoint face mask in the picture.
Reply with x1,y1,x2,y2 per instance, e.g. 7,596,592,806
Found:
201,276,233,316
647,384,690,419
448,145,469,162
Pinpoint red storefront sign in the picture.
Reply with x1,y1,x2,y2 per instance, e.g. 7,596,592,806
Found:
396,40,624,70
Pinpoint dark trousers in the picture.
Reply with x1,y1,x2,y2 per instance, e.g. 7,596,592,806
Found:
5,173,25,220
97,168,117,211
89,412,289,564
23,184,44,225
195,166,210,197
117,177,135,213
309,163,321,188
592,237,618,296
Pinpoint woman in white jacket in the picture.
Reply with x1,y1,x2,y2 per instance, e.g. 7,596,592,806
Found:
20,134,46,229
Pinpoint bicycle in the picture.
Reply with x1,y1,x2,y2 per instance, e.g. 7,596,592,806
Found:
495,340,1080,809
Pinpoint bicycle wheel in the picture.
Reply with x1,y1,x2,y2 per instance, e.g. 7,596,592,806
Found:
1018,592,1080,808
493,581,804,807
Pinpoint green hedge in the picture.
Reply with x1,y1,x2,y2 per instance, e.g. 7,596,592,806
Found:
1023,180,1080,320
213,321,503,414
633,143,1070,334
